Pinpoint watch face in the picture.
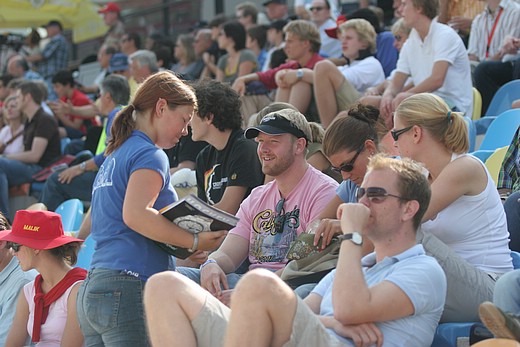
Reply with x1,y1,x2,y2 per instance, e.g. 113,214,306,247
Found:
352,232,363,245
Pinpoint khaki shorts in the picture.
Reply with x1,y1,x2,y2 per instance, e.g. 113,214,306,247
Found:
191,294,346,347
282,297,347,347
336,79,361,113
192,294,231,347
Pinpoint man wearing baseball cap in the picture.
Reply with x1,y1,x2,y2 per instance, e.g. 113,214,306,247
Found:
25,20,68,101
263,0,289,20
158,108,338,315
98,2,125,48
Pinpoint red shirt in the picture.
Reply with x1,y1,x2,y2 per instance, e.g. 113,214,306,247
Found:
256,53,324,90
60,88,98,134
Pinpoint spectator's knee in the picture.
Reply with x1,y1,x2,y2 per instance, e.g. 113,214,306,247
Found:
235,269,280,299
146,271,186,297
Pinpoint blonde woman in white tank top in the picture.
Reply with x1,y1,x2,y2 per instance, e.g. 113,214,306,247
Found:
392,93,513,322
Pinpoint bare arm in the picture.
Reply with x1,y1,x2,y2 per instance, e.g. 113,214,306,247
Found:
232,73,260,96
170,160,196,175
61,283,84,347
212,186,248,215
422,156,487,222
5,290,30,347
5,137,47,164
237,60,256,78
406,61,449,94
123,169,227,250
332,204,414,325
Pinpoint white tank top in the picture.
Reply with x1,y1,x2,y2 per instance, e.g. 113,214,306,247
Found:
422,153,513,273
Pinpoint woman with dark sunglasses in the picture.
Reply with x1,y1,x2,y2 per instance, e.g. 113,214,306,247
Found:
393,92,512,322
309,103,393,250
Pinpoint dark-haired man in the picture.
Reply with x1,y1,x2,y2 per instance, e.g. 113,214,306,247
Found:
189,79,264,215
0,81,60,217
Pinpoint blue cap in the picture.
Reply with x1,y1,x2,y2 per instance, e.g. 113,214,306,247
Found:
109,53,129,73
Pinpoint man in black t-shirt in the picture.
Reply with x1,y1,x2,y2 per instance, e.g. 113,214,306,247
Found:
0,81,60,217
190,79,264,216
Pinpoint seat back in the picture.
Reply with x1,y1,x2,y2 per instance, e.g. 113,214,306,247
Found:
60,137,71,154
55,199,84,234
76,235,95,270
479,109,520,151
486,80,520,117
485,146,509,186
464,116,477,152
472,88,482,121
511,251,520,269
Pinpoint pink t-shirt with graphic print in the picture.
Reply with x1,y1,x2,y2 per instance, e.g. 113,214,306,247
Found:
230,165,338,271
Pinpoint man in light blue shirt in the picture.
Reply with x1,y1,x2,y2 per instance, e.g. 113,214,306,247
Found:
143,155,446,347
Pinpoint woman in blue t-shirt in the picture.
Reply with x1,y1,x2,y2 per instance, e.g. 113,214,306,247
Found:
76,71,227,346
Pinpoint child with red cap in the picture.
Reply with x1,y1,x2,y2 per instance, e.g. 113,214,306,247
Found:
0,210,85,347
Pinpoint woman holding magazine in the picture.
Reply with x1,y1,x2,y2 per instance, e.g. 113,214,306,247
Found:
76,71,227,346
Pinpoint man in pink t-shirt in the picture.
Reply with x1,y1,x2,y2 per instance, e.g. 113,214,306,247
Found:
176,108,338,299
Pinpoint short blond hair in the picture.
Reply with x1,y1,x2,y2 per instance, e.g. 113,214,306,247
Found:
284,20,321,53
339,18,377,54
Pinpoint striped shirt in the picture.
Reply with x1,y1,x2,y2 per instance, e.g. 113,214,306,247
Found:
36,33,69,79
467,0,520,62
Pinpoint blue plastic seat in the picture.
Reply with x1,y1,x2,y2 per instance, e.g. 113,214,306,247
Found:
511,251,520,269
55,199,84,233
61,137,71,154
485,80,520,117
471,109,520,161
76,235,95,270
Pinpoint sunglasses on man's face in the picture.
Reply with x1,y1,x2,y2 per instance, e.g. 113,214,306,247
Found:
391,125,413,141
356,187,406,203
331,145,364,174
309,6,325,11
6,242,22,252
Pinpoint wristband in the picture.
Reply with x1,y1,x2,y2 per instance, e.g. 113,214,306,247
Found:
188,233,199,252
201,259,217,269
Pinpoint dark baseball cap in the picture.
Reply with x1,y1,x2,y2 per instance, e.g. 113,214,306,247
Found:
109,53,129,73
268,19,288,31
245,109,311,141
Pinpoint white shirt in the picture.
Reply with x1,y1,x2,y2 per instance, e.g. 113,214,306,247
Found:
338,56,385,93
397,20,473,115
318,18,342,58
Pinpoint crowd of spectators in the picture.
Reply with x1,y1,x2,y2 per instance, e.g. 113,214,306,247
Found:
1,0,520,345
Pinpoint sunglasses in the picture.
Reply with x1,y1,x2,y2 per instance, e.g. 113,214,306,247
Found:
309,6,325,11
394,35,402,41
273,197,286,234
391,125,413,141
6,241,22,252
331,145,364,174
356,187,406,203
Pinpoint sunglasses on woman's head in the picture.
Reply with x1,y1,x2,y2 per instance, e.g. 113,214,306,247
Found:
6,242,22,252
331,145,364,174
391,125,413,141
356,187,406,203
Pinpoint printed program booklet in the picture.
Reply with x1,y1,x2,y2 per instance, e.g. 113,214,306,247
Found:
155,194,239,259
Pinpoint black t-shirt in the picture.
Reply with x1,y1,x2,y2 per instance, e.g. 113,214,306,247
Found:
23,108,61,167
164,128,207,168
196,129,264,205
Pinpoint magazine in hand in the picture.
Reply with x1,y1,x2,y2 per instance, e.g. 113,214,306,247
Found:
155,194,239,259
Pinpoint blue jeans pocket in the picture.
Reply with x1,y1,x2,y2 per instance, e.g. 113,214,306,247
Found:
86,290,122,333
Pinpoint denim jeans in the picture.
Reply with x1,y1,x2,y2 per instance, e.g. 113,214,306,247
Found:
76,268,150,347
504,191,520,252
0,158,41,217
40,169,97,211
493,269,520,314
176,266,242,288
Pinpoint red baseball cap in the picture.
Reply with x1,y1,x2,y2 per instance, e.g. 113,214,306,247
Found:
325,15,348,39
98,2,121,14
0,210,83,250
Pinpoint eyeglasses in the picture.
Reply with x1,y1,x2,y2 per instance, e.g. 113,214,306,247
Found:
6,242,22,252
309,6,325,11
273,197,286,234
356,187,407,203
331,145,364,174
394,35,402,41
391,125,413,141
